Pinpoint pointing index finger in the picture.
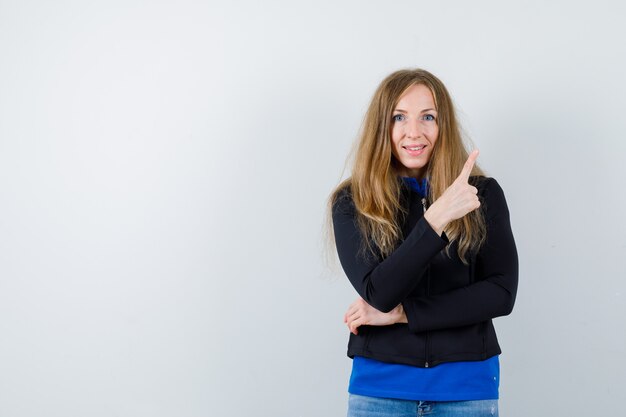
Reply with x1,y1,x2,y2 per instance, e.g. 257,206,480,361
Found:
458,149,479,182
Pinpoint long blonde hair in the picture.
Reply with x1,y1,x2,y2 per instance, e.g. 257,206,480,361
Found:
326,68,486,264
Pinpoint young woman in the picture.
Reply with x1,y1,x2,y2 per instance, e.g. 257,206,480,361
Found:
327,69,518,417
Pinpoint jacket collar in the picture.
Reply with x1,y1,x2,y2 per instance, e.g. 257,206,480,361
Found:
399,176,429,198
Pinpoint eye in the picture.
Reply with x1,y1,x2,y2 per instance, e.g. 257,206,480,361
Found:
392,114,405,122
422,114,436,122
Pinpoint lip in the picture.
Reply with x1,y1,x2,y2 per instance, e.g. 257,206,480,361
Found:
402,144,427,156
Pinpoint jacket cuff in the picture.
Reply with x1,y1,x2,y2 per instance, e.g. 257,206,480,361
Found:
418,216,449,245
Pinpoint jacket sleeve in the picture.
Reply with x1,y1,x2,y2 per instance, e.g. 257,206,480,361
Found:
401,178,519,333
332,187,449,312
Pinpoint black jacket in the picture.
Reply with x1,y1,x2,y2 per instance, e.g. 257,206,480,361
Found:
331,176,518,368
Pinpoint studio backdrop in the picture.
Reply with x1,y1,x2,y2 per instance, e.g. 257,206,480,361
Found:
0,1,624,416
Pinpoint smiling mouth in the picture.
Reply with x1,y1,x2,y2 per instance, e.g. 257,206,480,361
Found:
403,145,426,151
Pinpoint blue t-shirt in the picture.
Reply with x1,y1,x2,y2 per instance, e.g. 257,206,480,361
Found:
348,355,500,401
347,176,500,401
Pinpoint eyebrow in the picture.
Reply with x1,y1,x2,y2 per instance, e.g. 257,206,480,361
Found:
393,108,437,113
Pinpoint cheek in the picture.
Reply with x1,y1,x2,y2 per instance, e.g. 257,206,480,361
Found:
426,126,439,142
390,128,402,147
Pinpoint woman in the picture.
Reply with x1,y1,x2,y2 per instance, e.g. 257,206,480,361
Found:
327,69,518,417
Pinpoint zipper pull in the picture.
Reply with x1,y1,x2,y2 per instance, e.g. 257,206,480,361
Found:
421,197,427,213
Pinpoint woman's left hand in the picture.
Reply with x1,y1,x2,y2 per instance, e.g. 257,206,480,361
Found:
343,297,407,335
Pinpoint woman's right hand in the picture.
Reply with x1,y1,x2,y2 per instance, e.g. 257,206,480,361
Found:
344,297,407,335
423,149,481,236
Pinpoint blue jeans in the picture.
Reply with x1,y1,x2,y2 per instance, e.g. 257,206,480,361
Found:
347,393,498,417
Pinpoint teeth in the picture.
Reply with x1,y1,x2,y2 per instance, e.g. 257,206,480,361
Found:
407,146,425,151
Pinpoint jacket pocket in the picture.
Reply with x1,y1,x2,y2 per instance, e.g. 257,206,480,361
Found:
366,324,426,358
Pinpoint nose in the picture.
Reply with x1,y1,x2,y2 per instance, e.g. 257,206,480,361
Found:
404,118,422,139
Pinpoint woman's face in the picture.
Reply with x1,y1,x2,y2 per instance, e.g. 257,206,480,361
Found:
390,83,439,179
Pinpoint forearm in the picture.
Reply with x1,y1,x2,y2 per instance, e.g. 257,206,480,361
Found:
401,275,517,332
334,208,448,312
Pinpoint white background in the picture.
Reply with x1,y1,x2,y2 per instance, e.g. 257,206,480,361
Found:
1,1,625,416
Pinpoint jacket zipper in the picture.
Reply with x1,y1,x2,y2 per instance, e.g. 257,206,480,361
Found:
422,197,430,368
424,265,430,368
424,264,431,367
